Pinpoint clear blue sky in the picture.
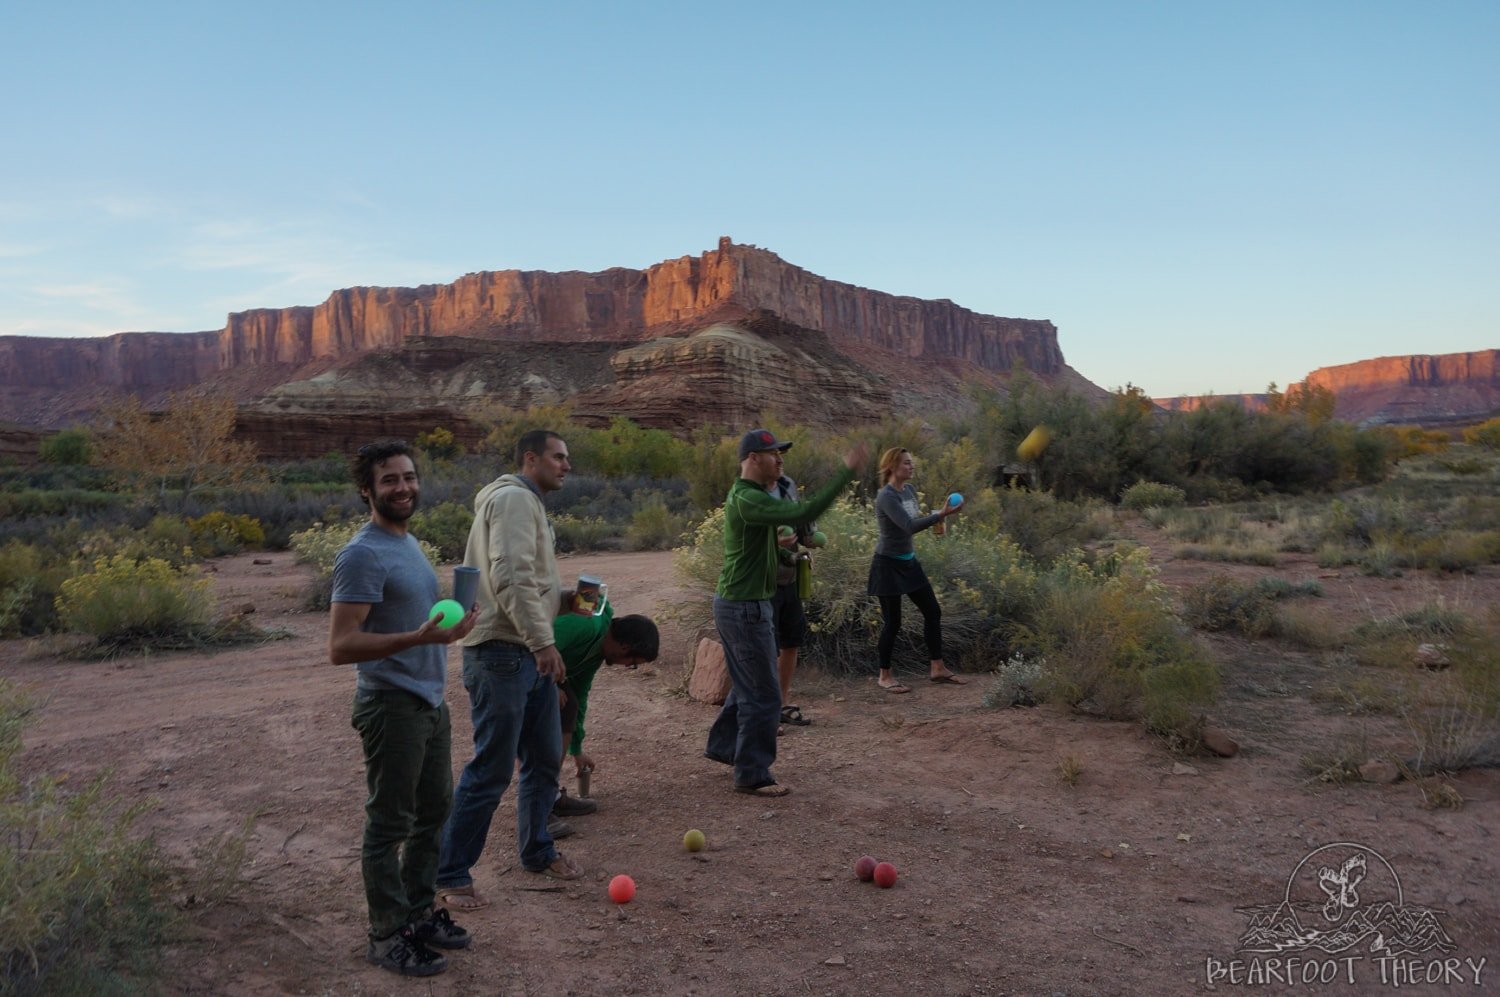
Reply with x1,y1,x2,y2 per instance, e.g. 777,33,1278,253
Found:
2,1,1495,397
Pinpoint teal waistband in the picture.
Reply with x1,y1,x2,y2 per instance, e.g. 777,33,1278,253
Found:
885,551,915,561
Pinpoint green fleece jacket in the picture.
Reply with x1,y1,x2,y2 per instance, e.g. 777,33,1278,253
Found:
716,467,855,601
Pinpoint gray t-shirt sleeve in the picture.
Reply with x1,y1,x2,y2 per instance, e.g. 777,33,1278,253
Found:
332,542,384,605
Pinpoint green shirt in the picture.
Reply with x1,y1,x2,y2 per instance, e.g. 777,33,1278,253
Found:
715,467,854,601
555,602,614,756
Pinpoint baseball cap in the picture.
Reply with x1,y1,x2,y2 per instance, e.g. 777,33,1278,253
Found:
737,428,794,461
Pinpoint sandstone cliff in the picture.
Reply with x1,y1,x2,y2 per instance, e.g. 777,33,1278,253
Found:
1153,350,1500,426
220,238,1064,373
1298,350,1500,425
1,239,1063,423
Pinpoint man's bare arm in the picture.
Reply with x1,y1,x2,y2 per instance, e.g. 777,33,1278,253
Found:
328,602,477,665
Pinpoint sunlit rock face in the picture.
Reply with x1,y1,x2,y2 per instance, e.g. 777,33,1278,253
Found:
0,239,1093,457
1155,350,1500,427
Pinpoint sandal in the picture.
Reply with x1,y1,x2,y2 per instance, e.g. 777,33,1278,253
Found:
878,680,911,694
780,705,812,726
929,673,967,685
435,885,490,912
734,781,791,797
527,852,584,881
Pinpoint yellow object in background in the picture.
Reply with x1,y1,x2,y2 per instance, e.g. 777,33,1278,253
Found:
1017,425,1052,462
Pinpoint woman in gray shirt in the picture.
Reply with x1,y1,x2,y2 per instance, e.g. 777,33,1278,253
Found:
866,447,966,693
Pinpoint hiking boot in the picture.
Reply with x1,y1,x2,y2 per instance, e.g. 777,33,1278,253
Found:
548,816,576,840
367,924,447,976
414,905,471,950
553,792,598,817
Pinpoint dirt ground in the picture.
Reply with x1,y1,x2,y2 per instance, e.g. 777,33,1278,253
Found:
8,530,1499,996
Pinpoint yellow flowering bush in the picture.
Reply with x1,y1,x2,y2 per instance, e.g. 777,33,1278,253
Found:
55,554,213,645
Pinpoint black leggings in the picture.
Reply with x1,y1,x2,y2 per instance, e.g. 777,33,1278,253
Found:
877,585,943,669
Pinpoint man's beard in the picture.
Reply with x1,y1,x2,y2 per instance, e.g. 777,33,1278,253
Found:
373,490,420,523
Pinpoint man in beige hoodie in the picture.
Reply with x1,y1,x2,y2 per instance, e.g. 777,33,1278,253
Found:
435,429,581,912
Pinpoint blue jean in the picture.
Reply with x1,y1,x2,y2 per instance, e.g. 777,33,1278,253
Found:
437,641,563,886
706,597,781,788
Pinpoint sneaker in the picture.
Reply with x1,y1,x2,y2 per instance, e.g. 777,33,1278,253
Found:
547,816,576,840
414,905,471,950
367,924,447,976
553,792,598,817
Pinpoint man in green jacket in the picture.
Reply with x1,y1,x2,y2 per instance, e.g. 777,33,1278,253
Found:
705,428,867,797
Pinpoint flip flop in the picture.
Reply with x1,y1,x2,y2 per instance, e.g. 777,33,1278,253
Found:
527,852,584,881
435,885,490,912
734,782,791,797
780,705,812,726
878,681,911,694
929,673,967,685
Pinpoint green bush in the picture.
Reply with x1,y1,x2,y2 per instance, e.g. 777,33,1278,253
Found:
1174,543,1280,566
623,498,691,551
989,486,1109,563
1180,574,1323,637
1120,480,1187,510
409,502,475,561
187,511,265,556
0,680,173,992
0,541,69,636
1024,550,1218,743
37,428,93,466
55,555,215,648
1462,418,1500,450
551,514,614,553
1181,576,1278,636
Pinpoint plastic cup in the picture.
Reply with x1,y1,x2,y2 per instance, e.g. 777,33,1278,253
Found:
453,566,481,609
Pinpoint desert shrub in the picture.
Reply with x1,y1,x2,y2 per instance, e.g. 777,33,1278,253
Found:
551,514,614,553
988,486,1108,563
0,681,173,994
1023,550,1216,736
685,433,743,513
415,426,463,461
0,541,71,636
409,502,475,561
0,488,126,519
55,555,215,649
1174,543,1280,566
1181,576,1276,635
196,484,358,550
1181,574,1323,637
37,428,93,466
187,511,265,556
1351,602,1473,644
1462,418,1500,450
1379,425,1451,458
623,498,691,551
983,652,1046,707
571,416,693,479
1120,480,1186,510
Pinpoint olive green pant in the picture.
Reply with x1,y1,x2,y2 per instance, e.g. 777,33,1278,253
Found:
351,689,452,940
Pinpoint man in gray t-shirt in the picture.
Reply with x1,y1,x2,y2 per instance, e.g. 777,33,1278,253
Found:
329,441,476,977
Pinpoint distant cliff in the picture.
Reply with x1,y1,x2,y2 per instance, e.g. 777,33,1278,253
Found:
1153,350,1500,426
217,238,1064,372
0,238,1067,431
